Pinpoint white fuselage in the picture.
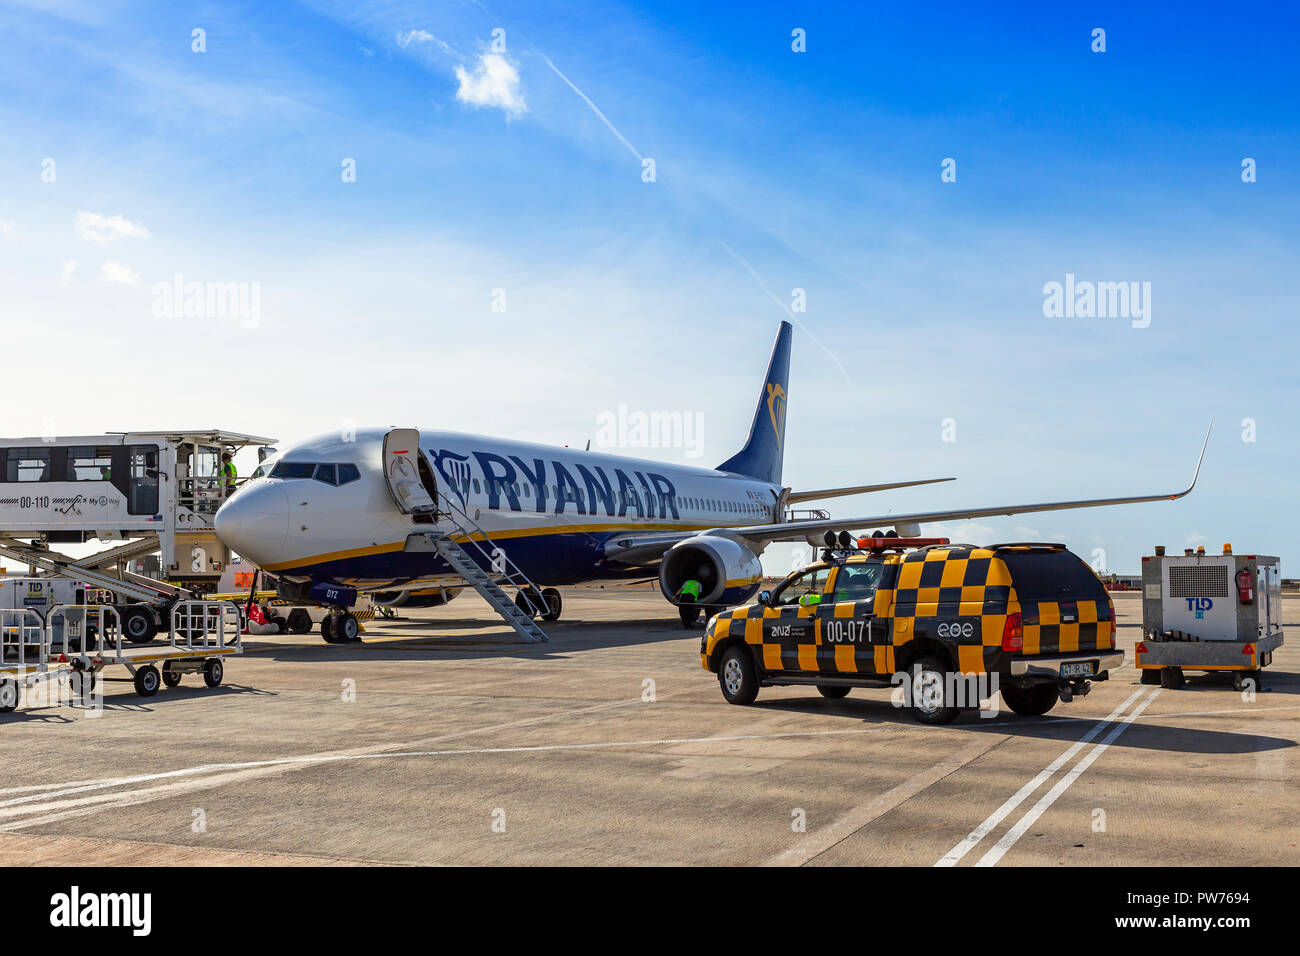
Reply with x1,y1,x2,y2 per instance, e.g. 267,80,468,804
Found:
214,428,780,589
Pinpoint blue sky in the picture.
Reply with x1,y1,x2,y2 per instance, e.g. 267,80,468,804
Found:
0,0,1296,573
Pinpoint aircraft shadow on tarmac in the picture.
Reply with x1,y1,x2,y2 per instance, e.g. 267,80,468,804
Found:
750,694,1296,755
249,616,693,664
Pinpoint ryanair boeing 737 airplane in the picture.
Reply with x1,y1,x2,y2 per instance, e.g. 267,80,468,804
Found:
214,322,1206,636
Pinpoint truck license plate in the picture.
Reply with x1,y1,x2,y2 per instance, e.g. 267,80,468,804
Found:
1061,661,1095,677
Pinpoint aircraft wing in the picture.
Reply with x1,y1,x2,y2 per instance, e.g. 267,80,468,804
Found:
785,477,954,504
604,426,1209,564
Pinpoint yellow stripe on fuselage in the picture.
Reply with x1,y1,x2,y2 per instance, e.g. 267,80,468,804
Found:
260,519,761,573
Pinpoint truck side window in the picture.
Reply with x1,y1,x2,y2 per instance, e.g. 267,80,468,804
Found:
773,568,831,606
835,564,883,603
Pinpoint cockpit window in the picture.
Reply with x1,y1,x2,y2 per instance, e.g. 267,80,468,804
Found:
269,461,316,480
264,461,360,484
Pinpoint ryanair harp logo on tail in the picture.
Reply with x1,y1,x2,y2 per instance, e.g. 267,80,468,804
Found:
766,382,787,450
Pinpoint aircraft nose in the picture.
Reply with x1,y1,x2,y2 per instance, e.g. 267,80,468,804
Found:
214,483,290,565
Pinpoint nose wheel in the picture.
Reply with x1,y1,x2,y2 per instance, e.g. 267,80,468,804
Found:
321,611,361,644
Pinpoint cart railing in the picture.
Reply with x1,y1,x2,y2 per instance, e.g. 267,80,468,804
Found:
0,608,49,671
168,600,242,652
46,604,122,660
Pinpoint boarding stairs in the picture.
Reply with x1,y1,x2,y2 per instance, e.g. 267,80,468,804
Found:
409,491,549,644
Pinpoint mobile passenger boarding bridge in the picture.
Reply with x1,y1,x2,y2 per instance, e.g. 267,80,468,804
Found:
0,430,275,636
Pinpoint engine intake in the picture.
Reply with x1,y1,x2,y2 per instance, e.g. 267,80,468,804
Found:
659,535,762,607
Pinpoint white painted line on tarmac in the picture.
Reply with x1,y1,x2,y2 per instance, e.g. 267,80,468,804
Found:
0,726,887,829
974,688,1160,867
769,733,1010,867
936,687,1149,867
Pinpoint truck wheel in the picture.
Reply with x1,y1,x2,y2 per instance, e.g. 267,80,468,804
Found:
0,679,19,713
909,654,959,724
121,605,157,644
1160,666,1185,690
1140,668,1161,685
1000,682,1059,717
161,664,183,688
718,645,759,705
287,609,312,634
133,665,161,697
678,604,701,627
203,659,224,688
817,685,851,699
1233,670,1261,692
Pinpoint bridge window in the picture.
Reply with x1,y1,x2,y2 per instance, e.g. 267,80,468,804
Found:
337,464,360,485
69,446,114,481
314,464,337,485
3,448,50,482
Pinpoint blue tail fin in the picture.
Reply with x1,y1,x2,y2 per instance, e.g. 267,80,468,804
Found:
717,321,792,485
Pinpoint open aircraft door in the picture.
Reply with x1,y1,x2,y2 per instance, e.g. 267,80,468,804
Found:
382,428,438,515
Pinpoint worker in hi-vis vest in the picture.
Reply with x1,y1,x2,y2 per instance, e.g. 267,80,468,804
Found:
677,579,702,603
221,452,237,495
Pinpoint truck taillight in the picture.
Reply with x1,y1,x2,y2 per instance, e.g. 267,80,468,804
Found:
1001,612,1023,652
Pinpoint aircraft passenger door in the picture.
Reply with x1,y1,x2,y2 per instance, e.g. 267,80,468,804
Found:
382,428,438,515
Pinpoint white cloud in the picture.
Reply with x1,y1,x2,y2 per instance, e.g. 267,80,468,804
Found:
60,260,77,285
397,29,448,50
98,260,139,286
75,211,151,244
454,53,526,118
0,219,14,235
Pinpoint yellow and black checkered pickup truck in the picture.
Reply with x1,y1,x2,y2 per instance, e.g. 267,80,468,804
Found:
701,543,1122,724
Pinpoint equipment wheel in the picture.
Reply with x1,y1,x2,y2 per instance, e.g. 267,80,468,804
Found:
122,605,157,644
287,609,313,634
817,685,851,699
203,659,224,688
133,665,161,697
161,664,183,688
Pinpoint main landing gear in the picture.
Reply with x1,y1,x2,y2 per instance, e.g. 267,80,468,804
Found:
321,610,361,644
515,587,563,622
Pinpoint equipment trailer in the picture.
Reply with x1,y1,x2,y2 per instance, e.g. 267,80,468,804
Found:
1138,544,1283,690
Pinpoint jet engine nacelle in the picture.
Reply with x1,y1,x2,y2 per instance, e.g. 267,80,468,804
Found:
372,587,462,609
659,535,763,607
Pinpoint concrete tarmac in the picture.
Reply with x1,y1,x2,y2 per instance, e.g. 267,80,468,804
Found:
0,589,1294,866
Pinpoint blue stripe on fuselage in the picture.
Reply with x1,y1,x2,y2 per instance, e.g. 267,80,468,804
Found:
289,530,632,588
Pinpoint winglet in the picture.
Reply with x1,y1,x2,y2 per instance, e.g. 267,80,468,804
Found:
1175,423,1212,499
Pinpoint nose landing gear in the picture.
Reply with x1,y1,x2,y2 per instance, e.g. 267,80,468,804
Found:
321,610,361,644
